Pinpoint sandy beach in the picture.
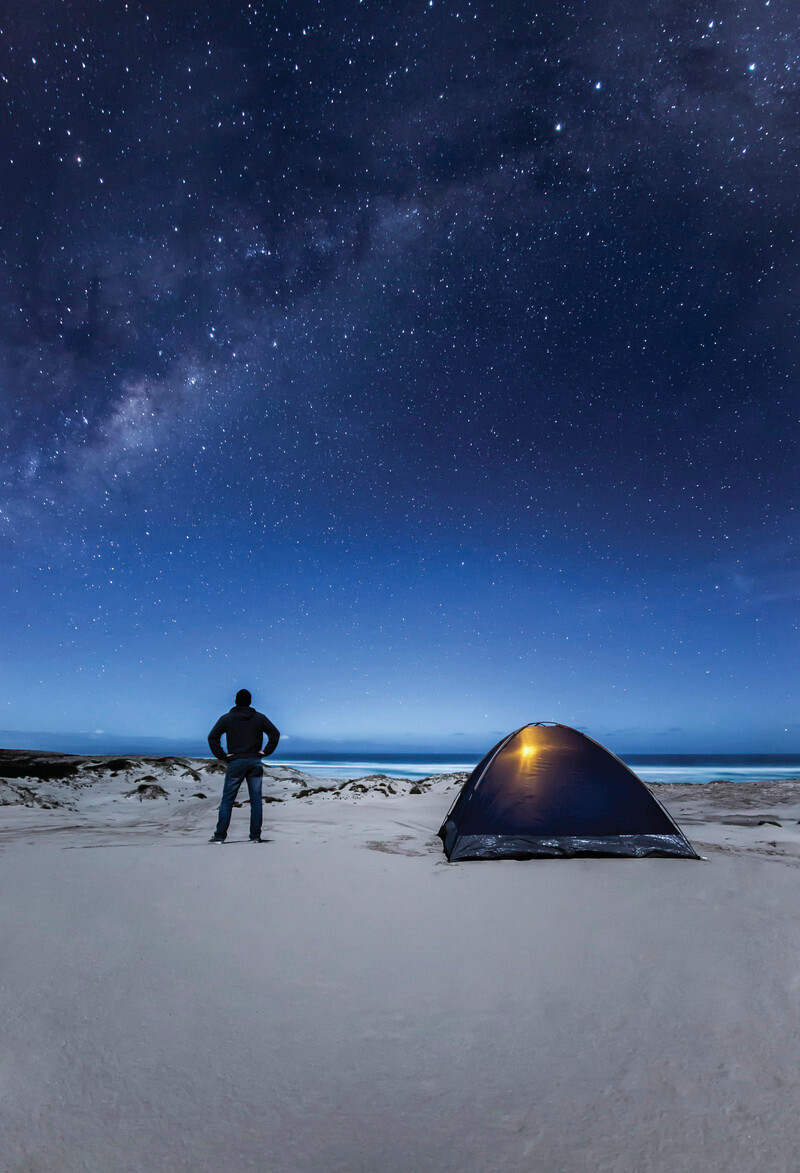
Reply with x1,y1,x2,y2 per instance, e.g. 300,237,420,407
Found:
2,752,800,1172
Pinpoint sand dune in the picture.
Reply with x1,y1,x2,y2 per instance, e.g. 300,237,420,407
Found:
2,752,800,1171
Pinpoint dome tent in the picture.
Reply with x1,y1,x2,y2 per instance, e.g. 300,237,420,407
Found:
439,723,698,861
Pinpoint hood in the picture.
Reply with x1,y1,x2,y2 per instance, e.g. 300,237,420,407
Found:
230,706,256,720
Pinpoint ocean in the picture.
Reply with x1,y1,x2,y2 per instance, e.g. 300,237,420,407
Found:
266,753,800,785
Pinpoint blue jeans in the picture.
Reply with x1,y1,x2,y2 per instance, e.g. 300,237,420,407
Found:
213,757,263,840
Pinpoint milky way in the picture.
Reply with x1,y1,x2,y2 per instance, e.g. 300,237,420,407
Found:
1,0,797,750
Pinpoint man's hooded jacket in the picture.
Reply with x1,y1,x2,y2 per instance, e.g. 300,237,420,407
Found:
208,706,280,761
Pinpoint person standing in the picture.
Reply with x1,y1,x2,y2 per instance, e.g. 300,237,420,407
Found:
208,689,280,843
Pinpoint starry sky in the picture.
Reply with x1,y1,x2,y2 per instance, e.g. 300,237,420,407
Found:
1,0,797,754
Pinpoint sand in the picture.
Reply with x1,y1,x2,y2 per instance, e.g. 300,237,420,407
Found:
2,752,800,1172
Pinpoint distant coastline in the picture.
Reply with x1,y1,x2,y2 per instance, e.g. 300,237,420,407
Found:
2,733,800,785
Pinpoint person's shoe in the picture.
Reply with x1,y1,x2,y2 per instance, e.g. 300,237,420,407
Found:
249,836,264,843
209,836,225,844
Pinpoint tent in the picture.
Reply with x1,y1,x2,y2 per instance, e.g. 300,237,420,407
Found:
439,722,698,861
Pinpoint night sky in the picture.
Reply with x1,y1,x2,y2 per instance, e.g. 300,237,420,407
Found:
1,0,797,753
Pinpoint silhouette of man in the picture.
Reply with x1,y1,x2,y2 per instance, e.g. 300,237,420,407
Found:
208,689,280,843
